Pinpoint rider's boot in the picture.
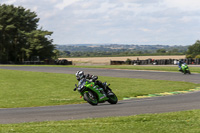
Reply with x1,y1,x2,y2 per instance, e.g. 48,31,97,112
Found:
107,89,114,96
104,86,114,96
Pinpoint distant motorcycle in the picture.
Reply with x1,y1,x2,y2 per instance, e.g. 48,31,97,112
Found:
180,63,191,74
74,78,118,106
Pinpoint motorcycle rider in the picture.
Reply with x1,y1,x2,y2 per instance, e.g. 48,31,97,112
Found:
75,71,113,96
178,59,184,72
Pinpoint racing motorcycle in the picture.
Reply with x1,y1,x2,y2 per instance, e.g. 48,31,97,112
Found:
74,78,118,106
180,63,191,74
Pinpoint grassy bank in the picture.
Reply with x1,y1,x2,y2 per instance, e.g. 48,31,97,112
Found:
0,69,199,108
1,110,200,133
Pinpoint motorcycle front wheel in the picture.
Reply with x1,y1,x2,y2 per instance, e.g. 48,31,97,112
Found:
84,91,98,106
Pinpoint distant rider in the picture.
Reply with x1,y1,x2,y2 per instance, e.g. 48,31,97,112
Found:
178,60,186,72
75,71,113,96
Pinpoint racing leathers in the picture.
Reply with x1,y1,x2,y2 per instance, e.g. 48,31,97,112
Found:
81,74,113,96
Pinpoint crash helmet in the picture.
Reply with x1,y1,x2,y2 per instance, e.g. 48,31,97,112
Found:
180,59,184,64
75,71,84,81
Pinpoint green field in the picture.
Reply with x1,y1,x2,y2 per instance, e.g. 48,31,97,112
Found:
0,69,199,108
1,68,200,132
1,110,200,133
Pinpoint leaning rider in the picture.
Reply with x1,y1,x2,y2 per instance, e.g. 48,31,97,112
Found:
178,59,184,72
75,71,113,96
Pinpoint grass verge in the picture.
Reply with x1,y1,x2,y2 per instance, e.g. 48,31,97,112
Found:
1,110,200,133
0,69,199,108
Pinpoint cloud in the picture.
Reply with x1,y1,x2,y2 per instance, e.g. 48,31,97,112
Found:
55,0,81,10
163,0,200,11
53,0,200,45
47,0,58,3
1,0,16,4
139,28,152,32
1,0,200,45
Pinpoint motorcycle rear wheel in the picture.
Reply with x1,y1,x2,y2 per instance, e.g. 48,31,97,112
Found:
107,92,118,104
187,70,191,74
84,91,98,106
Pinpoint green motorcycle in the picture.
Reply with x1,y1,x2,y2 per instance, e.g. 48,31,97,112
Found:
180,63,191,74
74,78,118,106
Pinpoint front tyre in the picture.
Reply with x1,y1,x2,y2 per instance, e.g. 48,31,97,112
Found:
84,91,98,106
107,92,118,104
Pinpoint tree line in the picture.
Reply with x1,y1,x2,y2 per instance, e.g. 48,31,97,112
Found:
0,4,55,64
56,45,187,57
57,50,185,57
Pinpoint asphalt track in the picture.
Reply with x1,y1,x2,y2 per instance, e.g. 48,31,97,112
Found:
0,66,200,83
0,66,200,124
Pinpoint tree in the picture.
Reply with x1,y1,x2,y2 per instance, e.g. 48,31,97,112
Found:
195,55,200,59
187,40,200,58
25,29,54,60
170,49,178,53
156,49,166,53
0,4,55,63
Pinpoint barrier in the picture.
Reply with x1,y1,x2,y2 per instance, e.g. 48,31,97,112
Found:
110,58,200,65
55,59,72,65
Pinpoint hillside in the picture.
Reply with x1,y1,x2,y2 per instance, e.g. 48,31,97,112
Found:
56,44,188,52
56,44,188,57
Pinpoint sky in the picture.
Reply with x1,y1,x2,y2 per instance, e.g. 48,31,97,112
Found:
1,0,200,45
